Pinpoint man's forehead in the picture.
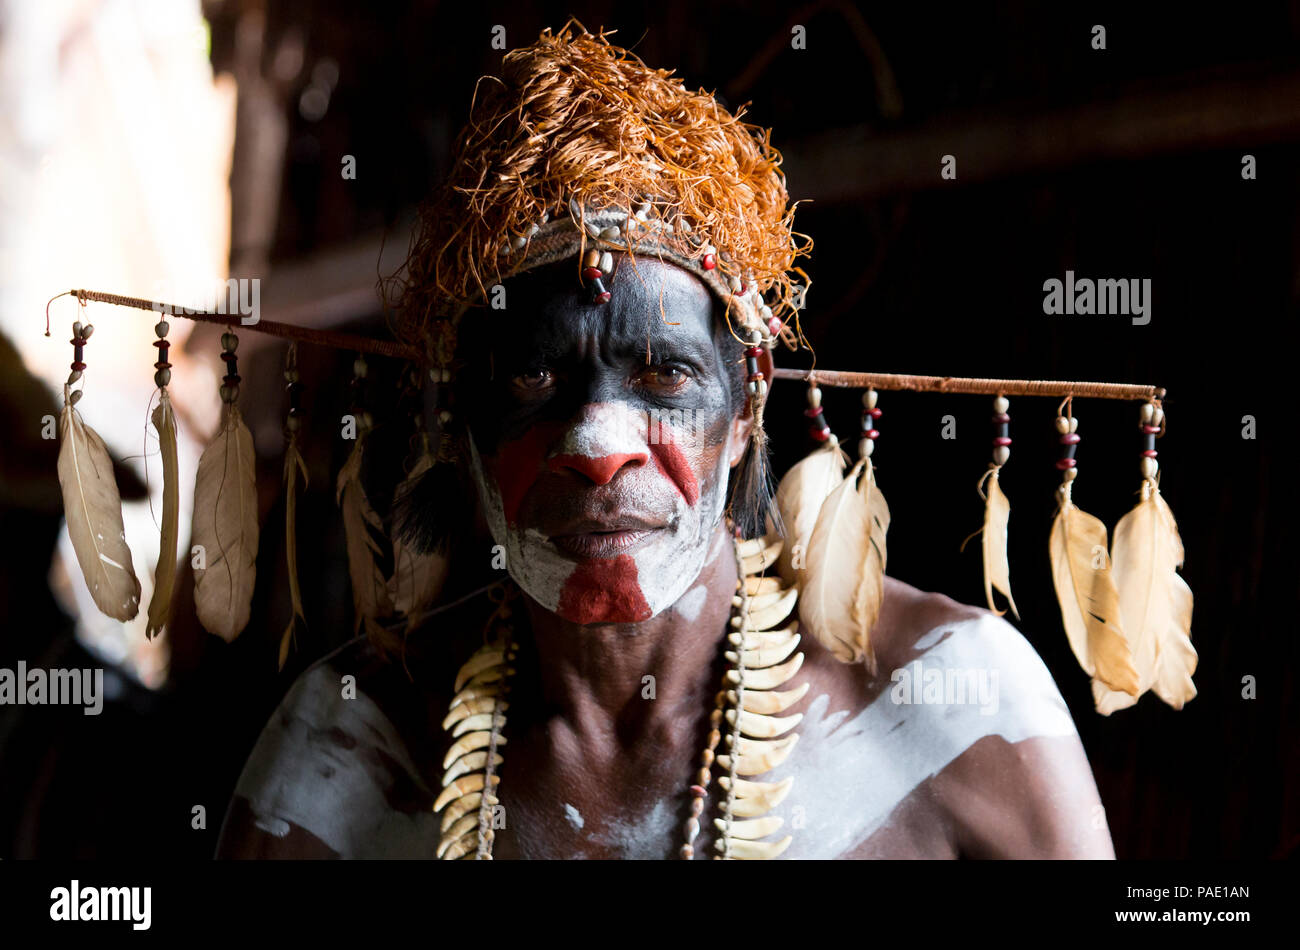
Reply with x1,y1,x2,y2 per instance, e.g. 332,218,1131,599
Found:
507,255,719,354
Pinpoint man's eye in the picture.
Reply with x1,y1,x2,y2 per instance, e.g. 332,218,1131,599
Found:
512,369,554,393
637,365,692,391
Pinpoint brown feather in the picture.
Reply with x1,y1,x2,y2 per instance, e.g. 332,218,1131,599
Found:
278,435,309,670
979,467,1019,619
336,434,393,632
1094,479,1195,712
772,440,848,586
798,458,889,670
192,405,259,642
56,392,141,621
145,391,180,638
388,452,450,618
1048,483,1138,696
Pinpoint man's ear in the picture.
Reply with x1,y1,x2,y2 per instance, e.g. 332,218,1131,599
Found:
727,345,774,467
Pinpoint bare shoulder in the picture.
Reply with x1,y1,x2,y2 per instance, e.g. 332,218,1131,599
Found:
215,636,443,859
785,577,1110,858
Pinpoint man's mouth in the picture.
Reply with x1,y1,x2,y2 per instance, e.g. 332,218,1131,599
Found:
548,518,665,559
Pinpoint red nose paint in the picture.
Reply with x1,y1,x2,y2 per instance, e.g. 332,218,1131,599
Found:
548,451,646,485
558,554,652,623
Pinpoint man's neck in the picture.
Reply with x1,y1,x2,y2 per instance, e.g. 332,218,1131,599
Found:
519,523,736,757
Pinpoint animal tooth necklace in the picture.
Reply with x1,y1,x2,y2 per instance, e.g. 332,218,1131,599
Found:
432,531,807,859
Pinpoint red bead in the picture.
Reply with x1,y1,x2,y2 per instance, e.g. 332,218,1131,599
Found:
70,361,86,371
1142,449,1158,458
1059,433,1081,445
690,785,708,798
768,316,782,335
863,429,879,439
992,413,1010,424
745,346,763,357
869,407,882,419
747,373,764,382
583,266,602,280
1055,458,1077,470
702,254,716,270
154,361,171,370
993,436,1012,446
1142,424,1160,434
811,426,831,442
596,291,611,304
803,406,824,419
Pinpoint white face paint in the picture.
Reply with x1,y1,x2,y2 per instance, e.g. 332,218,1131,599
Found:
468,401,733,625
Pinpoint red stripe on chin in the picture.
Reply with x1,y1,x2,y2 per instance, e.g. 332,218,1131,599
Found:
558,555,652,623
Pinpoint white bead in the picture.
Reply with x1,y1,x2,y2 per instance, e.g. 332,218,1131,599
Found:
993,446,1010,465
1063,467,1078,481
863,389,878,410
600,226,621,240
1140,402,1155,423
511,235,527,251
1140,456,1159,479
599,251,613,273
1054,416,1070,434
585,222,601,239
1151,407,1164,427
1068,416,1079,434
993,396,1009,413
861,438,875,457
747,380,758,395
807,386,822,409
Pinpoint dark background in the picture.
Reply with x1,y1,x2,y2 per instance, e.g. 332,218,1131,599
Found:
1,0,1295,859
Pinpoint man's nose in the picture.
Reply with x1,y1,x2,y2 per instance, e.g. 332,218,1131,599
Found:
547,450,648,485
545,402,650,485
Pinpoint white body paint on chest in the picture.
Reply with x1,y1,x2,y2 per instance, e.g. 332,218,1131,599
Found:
777,614,1078,858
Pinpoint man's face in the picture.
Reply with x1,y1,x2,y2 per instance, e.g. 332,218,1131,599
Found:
459,255,750,624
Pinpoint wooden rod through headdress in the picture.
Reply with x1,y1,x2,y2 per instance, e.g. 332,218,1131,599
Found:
772,368,1164,401
49,289,1165,400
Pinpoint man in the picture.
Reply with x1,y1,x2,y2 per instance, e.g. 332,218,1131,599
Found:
216,24,1113,860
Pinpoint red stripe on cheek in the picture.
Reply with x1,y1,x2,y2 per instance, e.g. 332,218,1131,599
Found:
493,426,554,525
647,428,700,506
558,555,652,623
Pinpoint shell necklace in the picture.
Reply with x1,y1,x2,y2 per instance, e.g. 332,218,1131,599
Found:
432,532,807,859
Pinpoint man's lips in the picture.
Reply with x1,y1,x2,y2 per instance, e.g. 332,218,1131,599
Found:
548,517,665,559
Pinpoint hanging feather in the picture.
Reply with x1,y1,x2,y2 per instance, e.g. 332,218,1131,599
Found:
1093,477,1195,713
1048,481,1138,696
388,449,451,619
729,394,780,541
772,440,848,587
973,466,1019,620
278,435,308,670
145,390,180,638
798,457,890,671
57,387,142,621
337,432,393,633
192,405,260,642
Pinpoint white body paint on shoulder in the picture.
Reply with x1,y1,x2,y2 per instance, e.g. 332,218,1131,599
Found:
778,614,1078,859
233,659,439,858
